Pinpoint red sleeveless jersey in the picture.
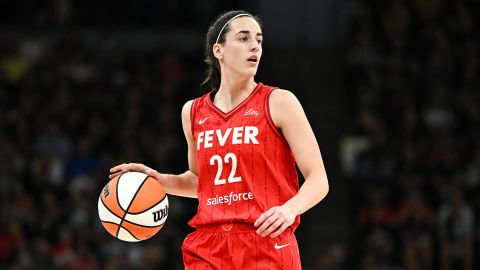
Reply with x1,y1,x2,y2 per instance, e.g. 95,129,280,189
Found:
188,83,300,230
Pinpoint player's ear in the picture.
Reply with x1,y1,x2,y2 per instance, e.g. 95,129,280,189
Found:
212,43,223,60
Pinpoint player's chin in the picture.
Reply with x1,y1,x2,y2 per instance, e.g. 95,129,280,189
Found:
244,67,259,77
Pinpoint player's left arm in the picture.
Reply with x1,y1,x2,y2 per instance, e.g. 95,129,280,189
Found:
254,89,329,238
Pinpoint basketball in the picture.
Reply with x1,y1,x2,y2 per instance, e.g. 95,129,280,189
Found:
98,172,169,242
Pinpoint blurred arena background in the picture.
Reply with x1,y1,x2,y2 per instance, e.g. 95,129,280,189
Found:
0,0,479,269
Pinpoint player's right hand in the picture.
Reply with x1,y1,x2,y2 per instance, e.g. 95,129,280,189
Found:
109,163,157,180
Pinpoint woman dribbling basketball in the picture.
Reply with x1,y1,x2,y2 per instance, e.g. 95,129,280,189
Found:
110,10,329,269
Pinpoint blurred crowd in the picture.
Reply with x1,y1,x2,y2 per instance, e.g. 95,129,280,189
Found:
0,35,204,269
343,0,479,269
2,0,480,269
0,0,255,28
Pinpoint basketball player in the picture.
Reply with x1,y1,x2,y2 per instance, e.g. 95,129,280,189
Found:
110,10,329,269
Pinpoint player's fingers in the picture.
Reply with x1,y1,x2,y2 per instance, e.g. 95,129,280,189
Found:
254,208,276,227
124,163,148,173
108,171,123,179
269,223,289,238
260,218,283,237
134,163,149,172
256,215,279,235
110,163,128,172
111,163,148,173
109,163,153,181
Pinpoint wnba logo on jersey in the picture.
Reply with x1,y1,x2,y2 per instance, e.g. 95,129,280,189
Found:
196,126,259,150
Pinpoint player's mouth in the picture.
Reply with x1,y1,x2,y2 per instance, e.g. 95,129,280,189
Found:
247,55,258,65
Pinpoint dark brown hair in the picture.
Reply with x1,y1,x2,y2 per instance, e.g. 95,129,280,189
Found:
201,10,262,90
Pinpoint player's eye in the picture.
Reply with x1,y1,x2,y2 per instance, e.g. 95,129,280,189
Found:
239,37,248,42
257,39,263,45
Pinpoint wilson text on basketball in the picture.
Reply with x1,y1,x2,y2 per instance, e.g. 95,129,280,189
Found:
153,205,169,222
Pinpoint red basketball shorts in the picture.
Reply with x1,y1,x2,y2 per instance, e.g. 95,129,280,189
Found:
182,223,302,270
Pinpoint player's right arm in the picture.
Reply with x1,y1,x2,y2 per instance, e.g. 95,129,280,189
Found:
109,100,199,198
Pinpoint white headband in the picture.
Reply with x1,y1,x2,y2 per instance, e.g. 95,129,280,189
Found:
215,13,251,44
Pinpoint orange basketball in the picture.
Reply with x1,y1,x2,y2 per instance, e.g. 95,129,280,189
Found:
98,172,169,242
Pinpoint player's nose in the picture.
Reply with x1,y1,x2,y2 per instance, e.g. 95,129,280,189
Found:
250,41,260,52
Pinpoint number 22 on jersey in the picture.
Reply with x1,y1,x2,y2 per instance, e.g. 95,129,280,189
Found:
210,153,241,185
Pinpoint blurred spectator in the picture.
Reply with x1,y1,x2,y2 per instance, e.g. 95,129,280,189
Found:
0,45,31,84
397,188,434,270
315,243,347,270
438,188,474,270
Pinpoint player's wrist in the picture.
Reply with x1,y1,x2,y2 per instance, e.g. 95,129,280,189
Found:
284,200,301,216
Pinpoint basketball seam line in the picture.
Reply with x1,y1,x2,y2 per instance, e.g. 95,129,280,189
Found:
126,219,167,228
99,197,123,220
103,221,140,241
99,198,166,228
127,195,167,215
116,174,149,238
116,173,123,211
101,217,166,229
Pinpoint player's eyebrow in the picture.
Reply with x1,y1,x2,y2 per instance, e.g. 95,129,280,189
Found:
235,30,263,37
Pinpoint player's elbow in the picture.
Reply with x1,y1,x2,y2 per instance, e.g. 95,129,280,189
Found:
316,176,329,202
321,182,329,200
304,171,329,204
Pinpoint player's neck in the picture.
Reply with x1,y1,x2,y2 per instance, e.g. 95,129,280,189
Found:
215,77,257,110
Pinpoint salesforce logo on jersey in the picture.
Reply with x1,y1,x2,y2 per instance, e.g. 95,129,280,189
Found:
206,192,254,206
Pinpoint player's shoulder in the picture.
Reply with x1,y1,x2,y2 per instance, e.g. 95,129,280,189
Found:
182,99,195,119
269,88,300,108
268,88,304,127
182,89,212,119
182,99,194,111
